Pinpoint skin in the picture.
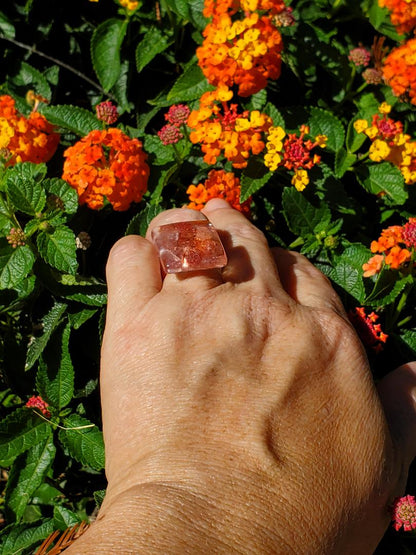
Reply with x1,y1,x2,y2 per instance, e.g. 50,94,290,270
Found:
67,199,416,554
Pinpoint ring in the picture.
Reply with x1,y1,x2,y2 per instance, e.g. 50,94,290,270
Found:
151,220,227,274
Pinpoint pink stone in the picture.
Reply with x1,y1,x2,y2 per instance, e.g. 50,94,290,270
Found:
151,220,227,274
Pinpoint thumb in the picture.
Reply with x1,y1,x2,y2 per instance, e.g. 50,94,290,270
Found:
378,361,416,467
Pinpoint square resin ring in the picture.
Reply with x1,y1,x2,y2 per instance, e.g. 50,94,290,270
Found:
151,220,227,274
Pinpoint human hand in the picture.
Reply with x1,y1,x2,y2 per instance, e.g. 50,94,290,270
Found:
68,199,416,554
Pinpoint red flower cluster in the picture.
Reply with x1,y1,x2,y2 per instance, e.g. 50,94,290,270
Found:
348,307,388,353
96,100,118,125
25,395,51,418
62,128,149,211
197,1,285,96
362,218,416,277
382,38,416,106
187,169,251,215
391,495,416,532
0,95,59,166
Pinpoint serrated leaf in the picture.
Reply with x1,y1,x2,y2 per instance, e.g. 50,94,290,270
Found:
189,0,208,29
126,204,164,236
365,269,414,306
37,321,74,409
0,245,35,290
281,187,331,237
346,119,368,153
334,148,356,178
91,18,127,92
6,162,46,215
25,301,68,371
309,107,344,152
240,158,272,203
249,89,267,111
135,27,174,73
356,163,407,205
167,63,213,102
0,519,54,555
143,134,175,166
330,261,365,303
263,103,285,127
399,329,416,358
37,226,78,274
94,489,106,508
5,435,55,522
14,62,51,101
53,506,81,531
41,104,101,136
44,178,79,214
59,414,104,471
68,307,98,329
0,408,51,466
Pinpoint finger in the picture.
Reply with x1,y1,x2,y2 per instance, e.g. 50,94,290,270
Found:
202,199,284,296
271,248,346,315
146,207,225,291
378,362,416,469
106,234,162,323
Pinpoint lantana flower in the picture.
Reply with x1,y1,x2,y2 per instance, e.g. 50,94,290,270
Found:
378,0,416,34
25,395,51,418
382,38,416,106
354,103,416,184
0,94,60,166
187,169,251,215
348,307,388,353
187,86,272,168
264,124,327,191
391,495,416,531
362,218,416,276
62,128,149,211
197,9,283,96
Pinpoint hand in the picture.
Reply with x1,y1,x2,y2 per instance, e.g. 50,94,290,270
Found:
68,199,416,554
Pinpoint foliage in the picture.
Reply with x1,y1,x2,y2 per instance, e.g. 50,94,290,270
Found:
0,0,415,552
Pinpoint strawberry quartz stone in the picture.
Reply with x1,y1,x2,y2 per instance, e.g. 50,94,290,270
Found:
151,220,227,273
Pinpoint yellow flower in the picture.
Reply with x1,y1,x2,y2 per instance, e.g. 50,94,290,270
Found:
315,134,327,148
0,118,14,149
119,0,139,10
291,169,309,191
365,125,378,139
369,139,391,162
354,119,368,133
378,102,391,114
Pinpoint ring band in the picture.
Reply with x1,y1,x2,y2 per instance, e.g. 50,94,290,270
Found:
151,220,227,274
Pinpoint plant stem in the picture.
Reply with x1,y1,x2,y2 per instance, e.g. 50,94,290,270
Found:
0,34,115,100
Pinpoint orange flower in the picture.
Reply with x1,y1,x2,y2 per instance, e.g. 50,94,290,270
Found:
187,87,272,168
197,11,283,96
348,307,388,353
378,0,416,34
0,94,59,165
187,169,251,215
203,0,287,19
62,128,149,211
382,38,416,106
363,219,415,276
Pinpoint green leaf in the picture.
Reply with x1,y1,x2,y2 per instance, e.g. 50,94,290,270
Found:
329,260,366,303
0,408,51,466
94,489,106,508
346,119,368,153
37,322,74,409
166,0,191,19
281,187,331,237
5,435,55,522
126,204,164,236
0,244,35,289
135,27,174,73
25,301,68,371
0,11,15,38
188,0,208,29
365,269,414,306
59,414,105,471
41,104,101,136
356,163,407,205
68,307,98,329
368,1,403,41
6,162,47,215
167,63,213,103
0,519,54,555
91,18,128,92
37,226,78,274
53,506,81,531
334,148,356,178
44,178,79,214
143,134,175,166
309,107,345,153
263,103,285,128
240,158,272,203
14,62,51,101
